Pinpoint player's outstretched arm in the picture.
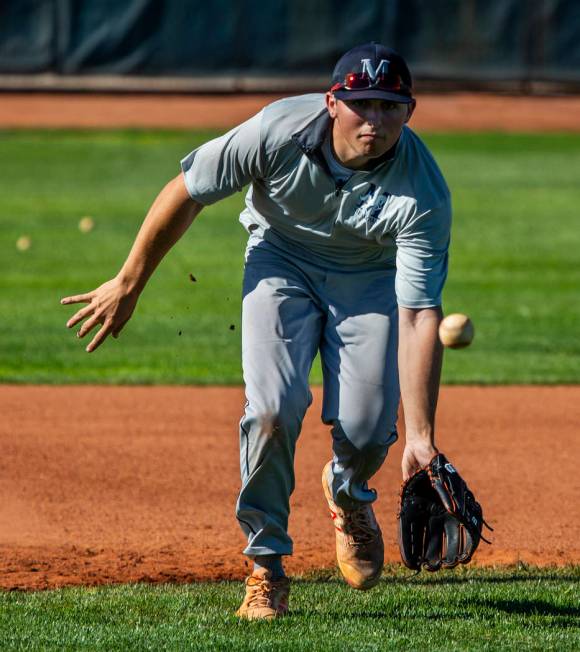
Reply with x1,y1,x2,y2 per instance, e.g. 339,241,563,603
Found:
61,173,203,352
398,305,444,480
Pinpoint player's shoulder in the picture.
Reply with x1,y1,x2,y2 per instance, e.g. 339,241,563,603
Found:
262,93,326,124
399,126,450,207
259,94,327,152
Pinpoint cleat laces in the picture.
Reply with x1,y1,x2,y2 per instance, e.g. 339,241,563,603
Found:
246,577,285,609
343,506,377,546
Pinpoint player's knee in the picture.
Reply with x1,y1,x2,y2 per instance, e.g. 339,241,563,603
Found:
332,418,398,471
338,415,397,450
245,393,310,438
331,423,397,490
270,401,307,435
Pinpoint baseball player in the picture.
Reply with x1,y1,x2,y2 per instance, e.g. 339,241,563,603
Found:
62,42,451,619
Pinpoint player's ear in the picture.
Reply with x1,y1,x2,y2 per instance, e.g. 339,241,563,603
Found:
405,99,417,123
326,92,338,119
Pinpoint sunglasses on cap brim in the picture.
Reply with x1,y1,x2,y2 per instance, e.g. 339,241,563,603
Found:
331,71,412,96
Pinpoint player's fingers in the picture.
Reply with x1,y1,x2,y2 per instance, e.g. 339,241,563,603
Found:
66,304,94,329
112,317,131,338
86,321,113,353
77,314,101,339
61,292,93,306
402,467,415,482
402,453,419,481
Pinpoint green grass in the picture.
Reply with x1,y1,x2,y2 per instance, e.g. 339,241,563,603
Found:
1,129,579,383
1,567,578,651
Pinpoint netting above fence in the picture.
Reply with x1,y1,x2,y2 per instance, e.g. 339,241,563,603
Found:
1,0,579,91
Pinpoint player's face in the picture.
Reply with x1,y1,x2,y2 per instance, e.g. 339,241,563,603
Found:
326,94,415,169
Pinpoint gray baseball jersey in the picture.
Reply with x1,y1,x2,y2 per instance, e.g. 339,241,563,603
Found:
180,94,452,557
181,93,451,308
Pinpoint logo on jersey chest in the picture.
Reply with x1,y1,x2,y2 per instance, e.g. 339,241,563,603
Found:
353,183,389,224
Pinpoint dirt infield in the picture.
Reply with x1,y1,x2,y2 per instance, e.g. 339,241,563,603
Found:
2,92,580,131
1,385,578,590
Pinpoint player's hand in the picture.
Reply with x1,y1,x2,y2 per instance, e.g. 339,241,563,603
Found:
401,439,438,481
61,277,140,352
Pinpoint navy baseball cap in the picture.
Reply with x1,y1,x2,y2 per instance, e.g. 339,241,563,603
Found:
331,42,413,104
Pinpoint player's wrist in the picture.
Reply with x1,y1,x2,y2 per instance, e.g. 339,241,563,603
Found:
115,270,145,295
404,437,437,459
404,427,436,446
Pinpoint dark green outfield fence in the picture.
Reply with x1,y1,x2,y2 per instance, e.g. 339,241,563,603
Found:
1,0,579,91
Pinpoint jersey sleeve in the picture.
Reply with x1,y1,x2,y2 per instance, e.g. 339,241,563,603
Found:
180,111,264,205
394,199,451,308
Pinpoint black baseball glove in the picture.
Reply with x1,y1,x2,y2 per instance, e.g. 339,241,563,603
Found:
398,453,492,571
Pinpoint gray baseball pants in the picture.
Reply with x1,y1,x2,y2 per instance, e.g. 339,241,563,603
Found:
236,239,399,557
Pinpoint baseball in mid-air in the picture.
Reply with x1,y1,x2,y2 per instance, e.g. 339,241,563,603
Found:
439,313,474,349
79,216,95,233
16,235,31,251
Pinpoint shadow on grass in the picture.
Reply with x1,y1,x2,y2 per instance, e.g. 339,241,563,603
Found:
295,572,579,587
474,598,580,619
388,573,580,586
291,598,578,621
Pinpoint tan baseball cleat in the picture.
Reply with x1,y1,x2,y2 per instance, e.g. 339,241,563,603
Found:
322,461,384,590
235,569,290,620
